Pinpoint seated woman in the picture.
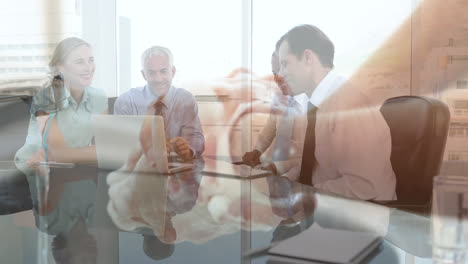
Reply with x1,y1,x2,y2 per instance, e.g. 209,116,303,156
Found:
14,37,107,223
16,37,107,170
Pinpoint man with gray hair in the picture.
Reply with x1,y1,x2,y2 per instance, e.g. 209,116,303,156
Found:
114,46,204,160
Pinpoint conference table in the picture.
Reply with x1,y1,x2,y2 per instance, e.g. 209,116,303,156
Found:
0,156,434,264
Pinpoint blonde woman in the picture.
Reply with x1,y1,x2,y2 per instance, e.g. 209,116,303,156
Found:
14,37,107,219
16,37,107,172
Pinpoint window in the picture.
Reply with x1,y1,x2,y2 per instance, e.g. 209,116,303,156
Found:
454,100,468,109
449,123,468,138
0,0,82,94
449,152,468,161
457,80,468,89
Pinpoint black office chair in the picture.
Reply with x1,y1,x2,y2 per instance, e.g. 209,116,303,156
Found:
0,95,33,214
377,96,450,214
108,97,117,115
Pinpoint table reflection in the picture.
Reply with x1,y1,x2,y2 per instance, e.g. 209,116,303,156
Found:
28,166,99,264
8,157,434,263
107,161,319,240
107,165,202,243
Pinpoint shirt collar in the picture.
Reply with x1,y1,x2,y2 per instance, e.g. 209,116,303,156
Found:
143,84,175,109
309,69,345,107
66,86,92,111
292,93,308,113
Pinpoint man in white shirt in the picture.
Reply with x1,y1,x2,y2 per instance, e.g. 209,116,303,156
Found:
277,24,396,200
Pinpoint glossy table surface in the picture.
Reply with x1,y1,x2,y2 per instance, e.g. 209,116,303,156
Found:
0,157,433,264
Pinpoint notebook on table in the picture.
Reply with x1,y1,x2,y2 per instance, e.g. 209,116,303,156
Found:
92,114,193,174
267,224,383,264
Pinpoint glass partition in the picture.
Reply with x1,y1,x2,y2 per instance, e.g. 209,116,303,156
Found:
2,0,468,263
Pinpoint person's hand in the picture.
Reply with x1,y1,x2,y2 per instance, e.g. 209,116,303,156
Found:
27,148,52,177
255,161,278,175
169,137,193,161
165,140,171,153
266,176,317,221
27,149,45,168
241,149,262,167
139,116,194,163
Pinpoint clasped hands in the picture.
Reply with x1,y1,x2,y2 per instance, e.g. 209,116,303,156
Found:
241,149,278,175
128,116,194,172
166,137,193,162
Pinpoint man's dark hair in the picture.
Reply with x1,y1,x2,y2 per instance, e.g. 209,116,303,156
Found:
279,24,334,68
275,34,287,53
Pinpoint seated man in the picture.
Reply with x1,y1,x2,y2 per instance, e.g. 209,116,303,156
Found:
114,46,205,161
242,51,307,177
277,25,396,200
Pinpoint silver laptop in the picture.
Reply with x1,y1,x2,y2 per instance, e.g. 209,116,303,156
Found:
92,114,194,174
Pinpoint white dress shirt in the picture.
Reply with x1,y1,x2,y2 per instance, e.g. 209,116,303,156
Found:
290,70,397,201
114,85,205,157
